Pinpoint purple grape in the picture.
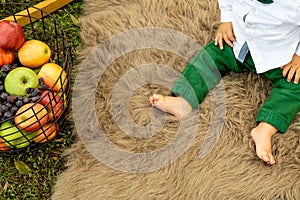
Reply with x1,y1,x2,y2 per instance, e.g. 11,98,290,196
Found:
38,77,44,84
0,72,7,79
0,92,8,100
7,95,16,103
31,89,40,97
1,64,10,72
26,88,34,94
5,103,12,110
11,106,18,114
41,84,48,90
17,96,23,101
0,105,6,112
15,100,23,107
10,64,17,70
23,98,30,104
31,96,40,102
3,111,12,119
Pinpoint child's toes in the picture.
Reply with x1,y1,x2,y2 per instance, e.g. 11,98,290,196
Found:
152,94,160,100
149,96,154,105
268,154,276,165
259,152,275,165
261,154,270,163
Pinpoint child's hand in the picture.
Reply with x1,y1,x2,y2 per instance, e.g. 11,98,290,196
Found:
214,22,236,50
281,54,300,84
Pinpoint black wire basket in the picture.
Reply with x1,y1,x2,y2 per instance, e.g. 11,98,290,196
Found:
0,2,72,155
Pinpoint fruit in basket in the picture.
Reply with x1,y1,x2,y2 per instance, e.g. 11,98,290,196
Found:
4,67,39,96
39,90,64,122
0,20,25,51
58,92,67,108
0,122,35,149
18,40,51,68
38,63,67,92
0,48,15,66
14,103,48,132
34,122,58,143
0,137,10,151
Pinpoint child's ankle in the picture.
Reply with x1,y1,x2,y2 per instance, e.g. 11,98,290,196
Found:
256,122,278,136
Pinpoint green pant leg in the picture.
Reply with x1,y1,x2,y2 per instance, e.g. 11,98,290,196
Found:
257,68,300,133
172,41,244,109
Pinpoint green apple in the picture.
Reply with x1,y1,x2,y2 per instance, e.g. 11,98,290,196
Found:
0,122,35,149
4,67,39,96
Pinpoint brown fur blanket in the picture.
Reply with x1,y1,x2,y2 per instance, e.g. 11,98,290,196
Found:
52,0,300,199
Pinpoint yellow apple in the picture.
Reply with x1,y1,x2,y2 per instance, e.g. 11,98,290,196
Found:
38,63,67,92
18,40,51,68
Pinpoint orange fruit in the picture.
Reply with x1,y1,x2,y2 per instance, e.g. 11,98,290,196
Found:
18,39,51,68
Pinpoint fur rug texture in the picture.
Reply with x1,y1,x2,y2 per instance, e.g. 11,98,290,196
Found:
52,0,300,199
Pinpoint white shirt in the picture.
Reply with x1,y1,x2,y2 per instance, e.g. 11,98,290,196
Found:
218,0,300,73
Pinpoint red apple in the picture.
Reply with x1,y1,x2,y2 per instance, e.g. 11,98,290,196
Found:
0,137,10,151
0,48,15,66
15,103,49,132
0,20,25,50
34,123,58,143
39,90,64,122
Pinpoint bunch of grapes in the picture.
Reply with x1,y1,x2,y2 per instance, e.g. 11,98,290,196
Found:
0,63,48,123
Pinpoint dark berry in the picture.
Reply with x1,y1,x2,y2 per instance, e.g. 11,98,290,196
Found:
38,77,44,84
7,95,16,103
10,64,17,70
0,92,8,100
3,111,12,119
17,96,23,101
31,89,40,97
1,64,10,72
0,80,3,85
0,72,7,79
0,105,7,112
31,96,40,102
23,98,30,104
36,89,42,94
41,84,48,90
5,103,12,110
11,106,19,114
15,100,23,107
26,88,34,94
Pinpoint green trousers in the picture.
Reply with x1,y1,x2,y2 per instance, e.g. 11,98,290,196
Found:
172,41,300,133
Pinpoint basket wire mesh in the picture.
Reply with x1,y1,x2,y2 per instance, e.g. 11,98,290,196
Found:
0,2,72,154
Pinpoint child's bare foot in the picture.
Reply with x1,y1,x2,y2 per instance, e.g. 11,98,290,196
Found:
250,122,277,165
149,94,192,119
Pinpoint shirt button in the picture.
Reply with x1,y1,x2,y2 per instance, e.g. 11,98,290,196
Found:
251,8,256,13
247,37,252,41
246,23,252,28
